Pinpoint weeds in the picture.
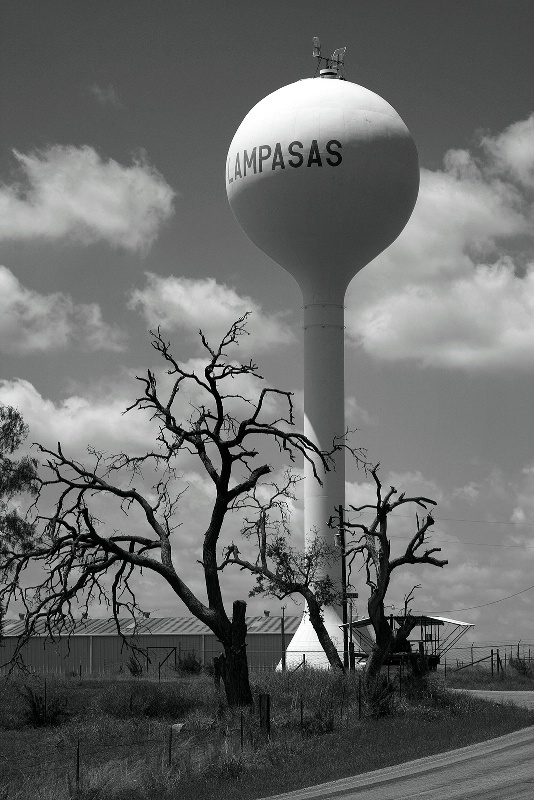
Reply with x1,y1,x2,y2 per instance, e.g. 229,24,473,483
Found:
509,657,533,678
16,680,70,727
125,655,143,677
0,670,532,800
175,652,203,675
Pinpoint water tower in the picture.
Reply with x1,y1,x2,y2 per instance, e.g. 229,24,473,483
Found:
226,42,419,666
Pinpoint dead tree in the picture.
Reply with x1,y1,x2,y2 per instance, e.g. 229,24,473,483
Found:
344,465,448,695
0,315,332,707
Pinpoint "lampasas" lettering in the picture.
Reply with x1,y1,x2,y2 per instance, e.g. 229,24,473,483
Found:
227,139,342,184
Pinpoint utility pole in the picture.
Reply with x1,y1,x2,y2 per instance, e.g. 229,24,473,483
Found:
335,505,349,669
281,605,286,671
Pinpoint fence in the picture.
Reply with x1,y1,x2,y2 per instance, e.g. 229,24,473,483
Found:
440,642,534,674
0,681,367,793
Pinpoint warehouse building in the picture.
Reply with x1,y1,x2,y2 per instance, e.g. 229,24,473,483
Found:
0,616,300,676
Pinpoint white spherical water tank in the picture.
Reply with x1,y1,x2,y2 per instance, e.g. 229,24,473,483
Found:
226,74,419,667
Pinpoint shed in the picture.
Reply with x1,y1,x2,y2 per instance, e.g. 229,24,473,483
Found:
344,614,474,669
0,616,300,676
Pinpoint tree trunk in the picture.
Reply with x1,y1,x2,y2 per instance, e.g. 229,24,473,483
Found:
214,600,253,707
363,604,419,700
306,595,344,671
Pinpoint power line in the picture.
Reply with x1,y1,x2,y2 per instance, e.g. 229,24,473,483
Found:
388,533,534,550
392,512,534,528
422,583,534,613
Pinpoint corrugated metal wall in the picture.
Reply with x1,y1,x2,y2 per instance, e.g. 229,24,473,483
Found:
0,630,293,675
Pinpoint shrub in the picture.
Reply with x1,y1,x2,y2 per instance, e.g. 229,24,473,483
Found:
364,676,399,718
126,655,144,677
509,657,533,678
176,652,203,675
100,681,199,719
302,707,334,737
218,753,246,780
16,681,70,727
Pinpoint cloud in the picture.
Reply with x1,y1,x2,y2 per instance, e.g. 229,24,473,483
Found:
353,259,534,370
129,273,295,351
0,379,155,454
0,266,127,354
481,114,534,189
346,114,534,371
510,464,534,528
345,396,378,427
89,83,124,109
0,145,175,251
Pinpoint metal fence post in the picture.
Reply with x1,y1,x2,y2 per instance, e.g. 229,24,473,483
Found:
76,738,80,790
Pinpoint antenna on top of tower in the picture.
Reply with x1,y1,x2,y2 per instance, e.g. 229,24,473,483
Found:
312,38,346,78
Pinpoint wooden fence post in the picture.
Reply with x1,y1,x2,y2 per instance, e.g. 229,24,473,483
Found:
259,693,271,739
168,726,173,767
491,649,494,678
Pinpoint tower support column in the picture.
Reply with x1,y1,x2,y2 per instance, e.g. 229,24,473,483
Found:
283,297,346,668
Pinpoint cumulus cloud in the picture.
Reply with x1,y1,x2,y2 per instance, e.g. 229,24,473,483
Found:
354,259,534,369
481,114,534,189
0,265,126,354
346,114,534,371
0,145,175,251
129,273,295,351
0,379,155,454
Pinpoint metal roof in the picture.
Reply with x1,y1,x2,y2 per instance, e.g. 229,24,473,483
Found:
2,615,301,638
349,614,473,629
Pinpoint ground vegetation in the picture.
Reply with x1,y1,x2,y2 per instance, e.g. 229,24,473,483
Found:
0,669,531,800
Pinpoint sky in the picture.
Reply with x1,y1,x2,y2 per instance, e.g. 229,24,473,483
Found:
1,0,533,648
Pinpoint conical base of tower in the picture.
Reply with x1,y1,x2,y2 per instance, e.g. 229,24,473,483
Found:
278,606,345,670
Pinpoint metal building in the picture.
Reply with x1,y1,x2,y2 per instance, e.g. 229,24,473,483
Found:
0,616,299,676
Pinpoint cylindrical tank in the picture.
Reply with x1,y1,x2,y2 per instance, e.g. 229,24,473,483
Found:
226,75,419,666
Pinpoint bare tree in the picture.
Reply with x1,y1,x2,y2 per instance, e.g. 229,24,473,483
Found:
0,316,333,707
219,472,345,670
344,465,448,695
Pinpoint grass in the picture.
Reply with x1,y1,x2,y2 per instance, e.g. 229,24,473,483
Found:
445,657,534,691
0,669,532,800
